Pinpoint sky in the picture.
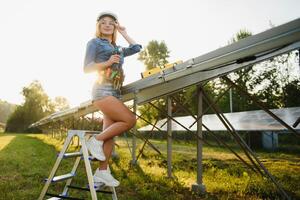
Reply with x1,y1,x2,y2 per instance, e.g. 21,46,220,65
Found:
0,0,299,107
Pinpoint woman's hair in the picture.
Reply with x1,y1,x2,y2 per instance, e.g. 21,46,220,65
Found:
95,18,117,45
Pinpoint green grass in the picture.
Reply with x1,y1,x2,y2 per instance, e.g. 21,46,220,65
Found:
0,132,299,199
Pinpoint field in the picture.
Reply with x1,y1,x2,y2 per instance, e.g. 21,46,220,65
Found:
0,132,299,200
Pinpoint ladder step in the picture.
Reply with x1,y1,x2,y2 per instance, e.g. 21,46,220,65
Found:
46,193,84,200
61,152,95,160
68,185,113,194
40,131,118,200
48,173,75,183
63,152,82,158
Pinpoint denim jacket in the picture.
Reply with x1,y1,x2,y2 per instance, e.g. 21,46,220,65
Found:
84,37,142,72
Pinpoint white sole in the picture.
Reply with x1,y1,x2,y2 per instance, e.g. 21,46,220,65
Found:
94,176,120,187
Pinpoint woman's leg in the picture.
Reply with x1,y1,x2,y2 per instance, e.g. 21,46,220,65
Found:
99,114,114,170
93,96,136,141
91,96,134,186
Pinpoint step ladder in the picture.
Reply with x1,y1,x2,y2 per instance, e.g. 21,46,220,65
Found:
38,130,118,200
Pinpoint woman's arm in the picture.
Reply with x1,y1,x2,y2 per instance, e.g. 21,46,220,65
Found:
83,39,121,73
84,55,120,73
84,61,110,73
115,22,142,57
116,22,137,45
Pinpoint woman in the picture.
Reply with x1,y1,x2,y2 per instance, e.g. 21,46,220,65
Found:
83,11,142,187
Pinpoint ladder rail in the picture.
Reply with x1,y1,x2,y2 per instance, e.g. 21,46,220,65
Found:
111,187,118,200
62,153,82,196
38,134,73,200
80,134,98,200
39,130,118,200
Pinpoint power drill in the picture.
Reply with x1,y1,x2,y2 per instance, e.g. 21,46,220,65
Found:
111,46,124,69
106,46,125,89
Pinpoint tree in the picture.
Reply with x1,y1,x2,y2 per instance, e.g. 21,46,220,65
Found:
282,79,300,107
0,100,16,123
138,40,170,70
203,29,256,113
53,96,70,112
224,29,255,111
5,80,55,133
218,29,300,111
251,51,300,108
137,40,170,127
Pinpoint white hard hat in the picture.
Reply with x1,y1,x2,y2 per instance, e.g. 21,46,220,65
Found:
97,11,118,22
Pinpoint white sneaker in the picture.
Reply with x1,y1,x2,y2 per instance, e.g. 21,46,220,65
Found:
94,168,120,187
94,181,105,189
86,136,105,161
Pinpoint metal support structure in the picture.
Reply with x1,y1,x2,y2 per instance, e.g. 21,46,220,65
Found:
128,129,162,155
298,48,300,69
170,93,258,173
167,96,173,178
229,88,233,112
130,97,138,165
136,117,160,161
160,89,198,129
148,102,212,146
201,89,267,176
201,87,290,200
223,76,300,138
192,85,206,194
188,67,251,129
293,117,300,128
189,84,232,128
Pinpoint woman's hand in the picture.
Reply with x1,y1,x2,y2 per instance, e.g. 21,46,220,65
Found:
107,54,120,66
115,22,127,35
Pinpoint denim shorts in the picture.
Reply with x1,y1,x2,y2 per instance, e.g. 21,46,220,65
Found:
92,83,122,101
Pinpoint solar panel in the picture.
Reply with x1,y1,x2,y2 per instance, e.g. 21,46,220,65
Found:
138,107,300,132
29,18,300,128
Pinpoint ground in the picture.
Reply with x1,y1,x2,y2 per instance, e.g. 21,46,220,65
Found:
0,132,299,200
